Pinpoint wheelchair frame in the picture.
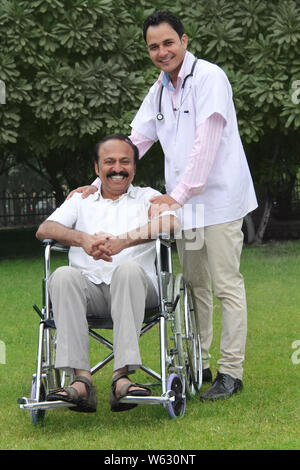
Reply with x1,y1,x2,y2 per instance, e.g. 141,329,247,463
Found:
18,237,202,422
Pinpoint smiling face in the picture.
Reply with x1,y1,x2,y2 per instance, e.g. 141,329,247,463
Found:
146,22,188,87
95,139,136,200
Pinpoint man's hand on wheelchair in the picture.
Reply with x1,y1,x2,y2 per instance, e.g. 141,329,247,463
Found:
148,194,181,219
67,185,98,200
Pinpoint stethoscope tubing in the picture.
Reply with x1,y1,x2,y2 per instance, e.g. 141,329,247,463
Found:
157,58,198,121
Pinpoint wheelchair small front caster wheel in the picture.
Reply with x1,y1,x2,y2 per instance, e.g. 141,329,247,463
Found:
165,373,186,419
30,380,46,425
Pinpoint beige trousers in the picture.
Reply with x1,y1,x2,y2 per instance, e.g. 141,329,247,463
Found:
48,260,158,373
176,218,247,380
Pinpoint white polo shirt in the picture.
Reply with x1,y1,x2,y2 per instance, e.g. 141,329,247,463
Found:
47,185,175,292
131,51,258,229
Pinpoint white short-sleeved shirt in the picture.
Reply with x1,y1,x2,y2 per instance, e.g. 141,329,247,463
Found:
131,51,257,229
47,185,176,293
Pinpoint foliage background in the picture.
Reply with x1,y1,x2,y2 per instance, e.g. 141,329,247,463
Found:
0,0,300,223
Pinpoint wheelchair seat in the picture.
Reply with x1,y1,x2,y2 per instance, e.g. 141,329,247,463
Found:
86,305,160,330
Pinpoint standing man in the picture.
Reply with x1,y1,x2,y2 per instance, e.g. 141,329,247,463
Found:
70,11,258,400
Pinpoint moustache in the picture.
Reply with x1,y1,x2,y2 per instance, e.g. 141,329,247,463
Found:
107,171,129,178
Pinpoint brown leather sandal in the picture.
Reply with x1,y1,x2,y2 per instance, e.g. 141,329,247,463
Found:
109,372,151,412
47,375,97,413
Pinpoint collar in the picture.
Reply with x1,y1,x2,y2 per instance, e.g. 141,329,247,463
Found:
157,50,195,89
93,183,137,202
162,72,175,90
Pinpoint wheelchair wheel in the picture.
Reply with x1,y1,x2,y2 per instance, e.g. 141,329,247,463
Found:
30,379,46,425
174,274,202,398
165,373,186,419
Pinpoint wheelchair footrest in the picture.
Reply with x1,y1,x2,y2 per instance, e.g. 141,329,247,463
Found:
18,397,76,411
19,393,176,411
119,391,176,406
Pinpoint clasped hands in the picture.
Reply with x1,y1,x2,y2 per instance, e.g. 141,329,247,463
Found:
83,232,124,262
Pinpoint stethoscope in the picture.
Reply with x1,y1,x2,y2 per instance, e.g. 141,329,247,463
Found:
156,58,198,121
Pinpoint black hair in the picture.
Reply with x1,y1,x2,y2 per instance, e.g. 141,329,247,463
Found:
143,10,184,42
93,134,139,166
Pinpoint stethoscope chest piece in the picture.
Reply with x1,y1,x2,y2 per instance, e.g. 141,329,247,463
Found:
156,58,198,122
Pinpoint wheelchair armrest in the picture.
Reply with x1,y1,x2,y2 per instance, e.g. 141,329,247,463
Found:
43,238,57,245
155,235,174,274
156,233,173,245
42,239,69,252
157,233,172,239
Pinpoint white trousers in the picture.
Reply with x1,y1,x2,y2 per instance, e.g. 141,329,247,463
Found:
48,260,158,373
176,218,247,380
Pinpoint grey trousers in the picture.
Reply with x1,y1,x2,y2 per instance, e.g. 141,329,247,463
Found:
176,219,247,380
48,260,158,373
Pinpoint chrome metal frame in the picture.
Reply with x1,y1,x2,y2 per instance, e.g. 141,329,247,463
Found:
19,237,188,417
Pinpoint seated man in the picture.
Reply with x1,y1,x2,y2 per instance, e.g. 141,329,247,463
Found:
36,133,178,413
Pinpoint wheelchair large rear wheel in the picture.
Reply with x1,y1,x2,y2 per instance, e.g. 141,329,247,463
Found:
174,274,202,398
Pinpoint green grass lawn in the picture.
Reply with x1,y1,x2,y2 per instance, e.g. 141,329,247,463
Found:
0,231,299,450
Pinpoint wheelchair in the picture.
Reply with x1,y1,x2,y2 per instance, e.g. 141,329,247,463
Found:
18,237,202,423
